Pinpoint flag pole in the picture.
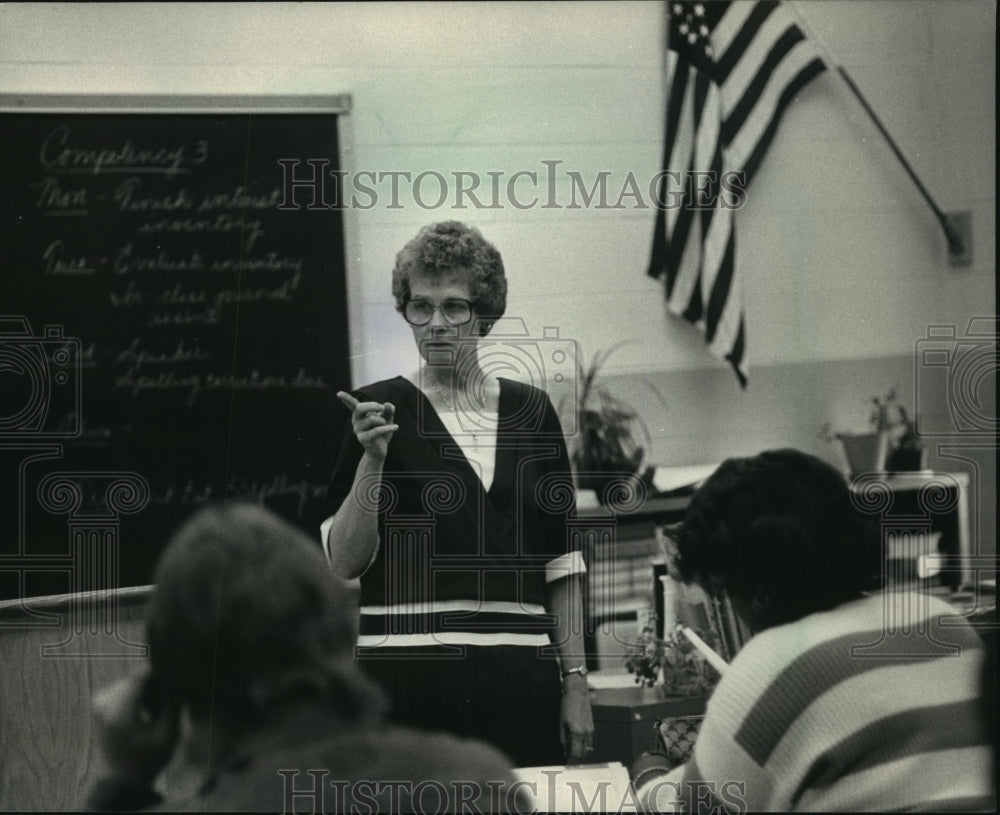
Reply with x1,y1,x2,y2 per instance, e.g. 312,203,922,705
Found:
788,1,966,259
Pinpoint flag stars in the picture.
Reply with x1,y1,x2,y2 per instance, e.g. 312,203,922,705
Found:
670,0,713,59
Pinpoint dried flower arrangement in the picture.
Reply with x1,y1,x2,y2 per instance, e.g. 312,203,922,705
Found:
625,617,722,697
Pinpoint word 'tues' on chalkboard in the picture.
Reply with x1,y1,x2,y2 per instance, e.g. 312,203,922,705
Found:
0,101,352,599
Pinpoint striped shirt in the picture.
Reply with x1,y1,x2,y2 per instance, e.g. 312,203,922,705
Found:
637,591,994,813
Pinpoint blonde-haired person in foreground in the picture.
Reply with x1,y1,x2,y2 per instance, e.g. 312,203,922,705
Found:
83,502,529,813
631,449,995,813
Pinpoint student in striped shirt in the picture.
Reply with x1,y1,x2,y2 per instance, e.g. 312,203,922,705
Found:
632,449,994,813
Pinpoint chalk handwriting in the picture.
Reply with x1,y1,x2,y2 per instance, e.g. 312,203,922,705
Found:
138,214,265,252
205,367,328,391
113,371,203,406
211,272,302,307
43,239,95,275
34,176,88,212
156,282,207,307
209,254,303,274
110,280,144,308
112,365,327,408
132,273,302,321
56,413,113,443
158,480,217,506
146,306,222,328
148,476,322,518
115,177,193,211
114,244,303,276
197,186,283,211
39,126,199,178
115,338,210,376
115,243,206,274
226,474,327,518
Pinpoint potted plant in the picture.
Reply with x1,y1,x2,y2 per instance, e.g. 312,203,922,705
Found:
880,397,926,472
569,342,666,500
820,386,926,477
625,617,721,697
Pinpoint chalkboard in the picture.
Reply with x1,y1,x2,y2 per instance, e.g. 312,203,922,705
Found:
0,96,352,600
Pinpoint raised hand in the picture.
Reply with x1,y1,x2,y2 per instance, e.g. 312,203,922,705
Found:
337,391,398,461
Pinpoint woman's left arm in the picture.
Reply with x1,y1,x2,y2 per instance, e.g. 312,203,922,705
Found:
534,387,593,762
546,574,595,763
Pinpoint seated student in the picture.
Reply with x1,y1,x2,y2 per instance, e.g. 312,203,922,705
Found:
631,449,995,813
83,503,529,813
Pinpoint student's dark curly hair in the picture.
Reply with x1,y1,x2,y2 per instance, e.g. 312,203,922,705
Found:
392,221,507,337
674,449,880,628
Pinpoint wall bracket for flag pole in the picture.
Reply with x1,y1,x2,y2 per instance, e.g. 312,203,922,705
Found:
790,2,972,268
942,211,972,267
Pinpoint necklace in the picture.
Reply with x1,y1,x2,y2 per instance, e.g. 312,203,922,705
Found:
422,382,500,449
425,381,454,411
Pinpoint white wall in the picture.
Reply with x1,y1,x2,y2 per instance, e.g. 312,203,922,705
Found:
2,0,995,551
5,2,991,376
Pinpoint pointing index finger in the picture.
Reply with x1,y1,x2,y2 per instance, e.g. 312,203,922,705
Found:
336,391,360,411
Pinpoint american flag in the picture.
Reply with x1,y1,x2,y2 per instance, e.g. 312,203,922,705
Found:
647,1,827,386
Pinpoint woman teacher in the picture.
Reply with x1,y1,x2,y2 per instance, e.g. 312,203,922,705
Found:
322,221,594,767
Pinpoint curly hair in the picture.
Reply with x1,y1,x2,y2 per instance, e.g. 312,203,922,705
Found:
147,503,385,725
674,449,879,628
391,221,507,336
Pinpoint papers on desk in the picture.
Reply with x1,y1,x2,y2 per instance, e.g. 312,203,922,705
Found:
586,670,640,690
512,762,637,813
650,464,719,495
575,464,718,508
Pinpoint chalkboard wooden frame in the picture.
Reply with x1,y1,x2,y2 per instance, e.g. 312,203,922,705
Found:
0,93,355,600
1,93,352,113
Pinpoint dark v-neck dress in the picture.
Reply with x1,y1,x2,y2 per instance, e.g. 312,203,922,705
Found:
325,376,580,767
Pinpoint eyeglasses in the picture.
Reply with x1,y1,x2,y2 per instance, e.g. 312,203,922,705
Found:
403,297,474,326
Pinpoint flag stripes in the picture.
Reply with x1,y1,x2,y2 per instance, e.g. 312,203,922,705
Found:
648,0,827,386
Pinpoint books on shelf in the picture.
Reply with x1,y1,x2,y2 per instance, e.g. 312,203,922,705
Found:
654,523,748,663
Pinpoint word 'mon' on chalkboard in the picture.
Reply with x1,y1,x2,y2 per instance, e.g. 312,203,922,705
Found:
0,104,351,600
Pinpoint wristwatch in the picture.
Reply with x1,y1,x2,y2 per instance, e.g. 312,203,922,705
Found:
561,665,589,680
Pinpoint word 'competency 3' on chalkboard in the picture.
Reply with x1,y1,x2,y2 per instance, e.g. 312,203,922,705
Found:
0,111,350,599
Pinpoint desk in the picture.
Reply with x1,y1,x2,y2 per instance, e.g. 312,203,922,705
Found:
590,685,708,767
0,587,151,811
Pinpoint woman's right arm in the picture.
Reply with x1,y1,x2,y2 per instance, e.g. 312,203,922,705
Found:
323,392,397,580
